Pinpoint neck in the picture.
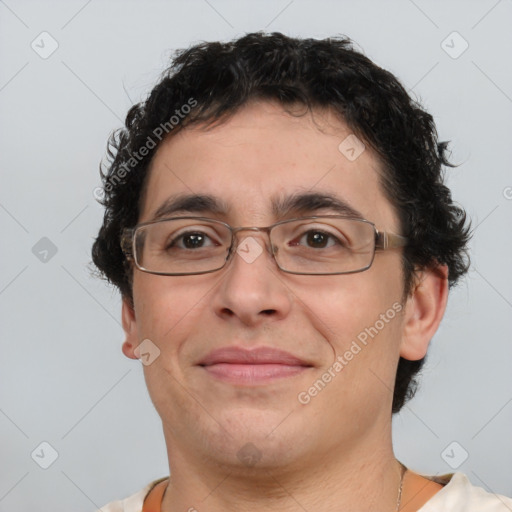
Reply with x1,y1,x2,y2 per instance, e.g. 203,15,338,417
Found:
160,434,403,512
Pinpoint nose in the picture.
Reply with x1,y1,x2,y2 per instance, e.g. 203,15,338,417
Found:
211,232,292,327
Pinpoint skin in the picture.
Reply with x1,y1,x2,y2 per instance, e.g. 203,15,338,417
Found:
121,101,448,511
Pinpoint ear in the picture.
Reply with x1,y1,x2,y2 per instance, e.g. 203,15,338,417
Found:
121,298,140,360
400,265,449,361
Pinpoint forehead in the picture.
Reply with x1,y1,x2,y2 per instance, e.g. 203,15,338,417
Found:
140,101,398,230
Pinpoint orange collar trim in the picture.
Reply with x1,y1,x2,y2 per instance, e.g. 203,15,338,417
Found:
142,479,168,512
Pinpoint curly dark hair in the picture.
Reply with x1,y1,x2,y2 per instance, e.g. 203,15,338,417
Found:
92,32,471,414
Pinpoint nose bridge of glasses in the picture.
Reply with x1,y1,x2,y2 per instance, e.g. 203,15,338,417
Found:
230,226,275,253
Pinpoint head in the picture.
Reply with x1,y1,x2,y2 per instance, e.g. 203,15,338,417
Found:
92,32,470,470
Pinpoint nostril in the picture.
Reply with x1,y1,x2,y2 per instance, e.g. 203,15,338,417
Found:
261,309,276,316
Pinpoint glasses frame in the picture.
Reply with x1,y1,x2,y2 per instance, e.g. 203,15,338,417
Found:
120,215,408,276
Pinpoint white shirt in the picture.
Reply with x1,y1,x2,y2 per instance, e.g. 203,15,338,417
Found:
98,473,512,511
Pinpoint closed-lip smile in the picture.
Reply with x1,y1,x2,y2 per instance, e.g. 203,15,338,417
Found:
198,346,313,384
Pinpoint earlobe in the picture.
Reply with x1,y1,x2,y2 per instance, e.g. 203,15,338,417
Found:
121,298,140,360
400,265,449,361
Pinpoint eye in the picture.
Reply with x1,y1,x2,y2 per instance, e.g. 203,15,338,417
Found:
303,230,335,248
290,228,346,249
168,230,220,250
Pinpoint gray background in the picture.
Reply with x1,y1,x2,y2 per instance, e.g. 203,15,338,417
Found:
1,0,511,510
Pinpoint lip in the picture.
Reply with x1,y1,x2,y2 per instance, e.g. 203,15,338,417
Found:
198,346,312,385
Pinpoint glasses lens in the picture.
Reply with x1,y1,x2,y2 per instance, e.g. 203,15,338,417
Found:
272,218,376,274
135,218,231,275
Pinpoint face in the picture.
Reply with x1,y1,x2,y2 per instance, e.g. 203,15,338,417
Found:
122,101,437,472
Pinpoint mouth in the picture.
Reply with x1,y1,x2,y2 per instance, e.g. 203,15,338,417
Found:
198,346,313,385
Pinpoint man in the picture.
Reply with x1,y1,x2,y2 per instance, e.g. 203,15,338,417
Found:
92,32,511,511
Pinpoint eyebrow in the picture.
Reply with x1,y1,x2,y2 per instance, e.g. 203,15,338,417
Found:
150,192,363,222
272,192,363,219
152,194,230,220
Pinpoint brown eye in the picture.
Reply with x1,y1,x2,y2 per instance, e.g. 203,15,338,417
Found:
294,229,342,249
167,231,219,250
306,231,330,248
181,233,207,249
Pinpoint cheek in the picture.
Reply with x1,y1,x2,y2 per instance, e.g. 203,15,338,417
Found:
292,264,405,418
289,257,404,358
132,273,211,350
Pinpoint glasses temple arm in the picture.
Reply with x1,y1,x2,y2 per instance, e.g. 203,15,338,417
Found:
120,229,135,257
375,231,408,250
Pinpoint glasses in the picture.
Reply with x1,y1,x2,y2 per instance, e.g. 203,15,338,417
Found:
120,216,407,276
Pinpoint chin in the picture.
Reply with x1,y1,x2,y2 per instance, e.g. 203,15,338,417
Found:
196,408,310,470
